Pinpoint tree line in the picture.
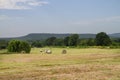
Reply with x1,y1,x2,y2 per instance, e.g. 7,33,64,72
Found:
31,32,120,47
0,32,120,53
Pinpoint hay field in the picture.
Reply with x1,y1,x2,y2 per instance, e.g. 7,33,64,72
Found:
0,48,120,80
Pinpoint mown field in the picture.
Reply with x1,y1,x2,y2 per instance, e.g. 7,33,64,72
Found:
0,48,120,80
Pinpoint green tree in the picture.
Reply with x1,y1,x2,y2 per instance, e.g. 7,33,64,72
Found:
7,40,31,53
0,40,8,49
19,41,31,53
64,36,70,46
87,38,95,46
55,38,64,46
46,37,56,46
79,39,88,46
7,40,21,52
69,34,79,46
95,32,112,46
31,41,43,47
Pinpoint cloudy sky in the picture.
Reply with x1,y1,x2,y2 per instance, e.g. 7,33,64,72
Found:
0,0,120,37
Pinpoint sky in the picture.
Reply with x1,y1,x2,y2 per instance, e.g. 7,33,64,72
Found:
0,0,120,37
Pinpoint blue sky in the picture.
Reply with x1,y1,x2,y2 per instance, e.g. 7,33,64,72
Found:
0,0,120,37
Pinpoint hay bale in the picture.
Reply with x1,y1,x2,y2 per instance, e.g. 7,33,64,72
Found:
45,49,52,54
62,49,67,54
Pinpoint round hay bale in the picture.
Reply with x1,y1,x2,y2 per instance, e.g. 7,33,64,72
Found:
62,49,67,54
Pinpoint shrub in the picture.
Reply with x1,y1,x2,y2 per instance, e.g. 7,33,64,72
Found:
7,40,31,53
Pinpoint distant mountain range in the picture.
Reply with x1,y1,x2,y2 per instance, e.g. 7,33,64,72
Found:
0,33,120,41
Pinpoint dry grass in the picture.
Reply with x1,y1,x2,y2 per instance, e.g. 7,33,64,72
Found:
0,48,120,80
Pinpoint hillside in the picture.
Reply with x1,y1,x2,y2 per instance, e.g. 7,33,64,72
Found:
109,33,120,38
0,33,120,41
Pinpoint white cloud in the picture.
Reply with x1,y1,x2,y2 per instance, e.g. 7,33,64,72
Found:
73,16,120,26
0,0,49,10
28,1,48,6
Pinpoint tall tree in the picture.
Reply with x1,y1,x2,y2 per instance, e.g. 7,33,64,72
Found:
95,32,112,46
69,34,79,46
64,36,70,46
46,37,56,46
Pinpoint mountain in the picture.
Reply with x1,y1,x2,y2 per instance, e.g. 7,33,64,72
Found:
0,33,120,41
22,33,96,40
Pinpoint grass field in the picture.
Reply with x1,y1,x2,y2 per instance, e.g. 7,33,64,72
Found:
0,48,120,80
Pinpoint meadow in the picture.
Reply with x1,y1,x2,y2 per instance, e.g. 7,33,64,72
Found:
0,48,120,80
